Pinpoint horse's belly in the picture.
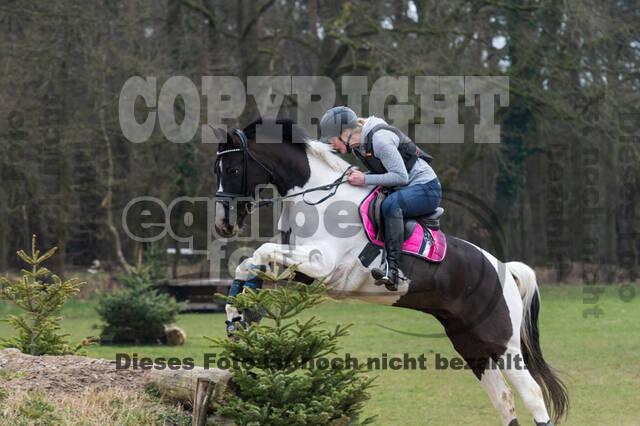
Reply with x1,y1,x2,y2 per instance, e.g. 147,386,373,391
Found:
323,257,408,306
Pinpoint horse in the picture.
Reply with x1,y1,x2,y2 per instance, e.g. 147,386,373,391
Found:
212,119,568,426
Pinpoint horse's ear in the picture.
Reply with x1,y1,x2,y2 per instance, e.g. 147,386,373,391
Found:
208,125,229,144
228,131,242,147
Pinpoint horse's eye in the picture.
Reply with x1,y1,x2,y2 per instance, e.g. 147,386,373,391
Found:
228,167,240,176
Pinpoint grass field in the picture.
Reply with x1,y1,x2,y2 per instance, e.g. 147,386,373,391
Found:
1,284,638,425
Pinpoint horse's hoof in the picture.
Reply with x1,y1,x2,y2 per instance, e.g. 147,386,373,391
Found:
243,307,265,324
225,316,246,338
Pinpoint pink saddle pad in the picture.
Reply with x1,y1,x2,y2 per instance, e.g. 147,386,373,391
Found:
359,186,446,262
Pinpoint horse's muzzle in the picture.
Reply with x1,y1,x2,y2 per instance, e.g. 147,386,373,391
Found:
215,220,239,237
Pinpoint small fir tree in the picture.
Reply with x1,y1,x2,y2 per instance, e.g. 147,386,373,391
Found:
207,265,375,426
0,235,97,355
96,265,184,344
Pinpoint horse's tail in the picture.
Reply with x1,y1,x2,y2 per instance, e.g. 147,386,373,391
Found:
507,261,569,424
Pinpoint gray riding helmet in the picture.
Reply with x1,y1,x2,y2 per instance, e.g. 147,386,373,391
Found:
319,106,358,142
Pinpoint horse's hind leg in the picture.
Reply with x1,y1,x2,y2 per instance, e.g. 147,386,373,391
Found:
502,349,552,425
478,368,519,426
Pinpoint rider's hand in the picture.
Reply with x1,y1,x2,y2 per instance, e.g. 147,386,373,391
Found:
348,169,366,186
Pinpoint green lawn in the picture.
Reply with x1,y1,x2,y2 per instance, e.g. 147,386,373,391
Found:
1,285,638,425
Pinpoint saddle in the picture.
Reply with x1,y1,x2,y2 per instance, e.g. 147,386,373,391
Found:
367,190,444,240
358,186,447,263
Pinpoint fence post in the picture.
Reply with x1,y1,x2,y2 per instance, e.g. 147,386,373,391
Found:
193,377,214,426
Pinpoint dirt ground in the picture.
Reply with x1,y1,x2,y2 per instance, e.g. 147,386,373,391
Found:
0,349,152,395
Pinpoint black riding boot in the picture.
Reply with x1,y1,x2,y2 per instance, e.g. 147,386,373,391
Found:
373,207,404,291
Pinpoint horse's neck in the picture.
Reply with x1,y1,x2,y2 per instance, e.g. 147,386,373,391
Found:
289,155,367,198
300,155,344,189
279,155,368,226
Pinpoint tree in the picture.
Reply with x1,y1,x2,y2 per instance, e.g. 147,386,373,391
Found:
207,266,375,425
96,265,184,344
0,235,97,355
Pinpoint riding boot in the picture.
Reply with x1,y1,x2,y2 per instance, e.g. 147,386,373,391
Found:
374,207,404,291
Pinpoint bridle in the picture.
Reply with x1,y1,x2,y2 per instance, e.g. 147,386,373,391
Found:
215,128,354,214
215,129,274,199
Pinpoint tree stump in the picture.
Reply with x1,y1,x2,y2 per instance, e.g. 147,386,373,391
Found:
164,325,186,346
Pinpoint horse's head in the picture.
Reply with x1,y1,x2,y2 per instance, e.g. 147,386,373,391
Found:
212,127,272,237
213,119,313,238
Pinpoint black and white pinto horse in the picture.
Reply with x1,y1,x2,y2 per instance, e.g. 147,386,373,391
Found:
213,119,568,426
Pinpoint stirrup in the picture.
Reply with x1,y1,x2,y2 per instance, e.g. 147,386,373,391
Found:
371,263,398,291
374,276,397,291
371,267,385,283
371,261,388,284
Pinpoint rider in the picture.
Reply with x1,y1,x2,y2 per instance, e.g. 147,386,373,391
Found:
320,106,442,291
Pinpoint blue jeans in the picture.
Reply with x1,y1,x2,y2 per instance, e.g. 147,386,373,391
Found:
381,178,442,218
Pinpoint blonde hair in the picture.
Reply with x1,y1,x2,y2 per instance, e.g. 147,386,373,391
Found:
348,117,366,135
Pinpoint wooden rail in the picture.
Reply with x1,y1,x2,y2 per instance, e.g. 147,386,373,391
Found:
159,278,234,312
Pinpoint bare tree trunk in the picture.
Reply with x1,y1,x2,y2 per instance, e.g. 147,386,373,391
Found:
100,108,132,275
53,6,72,279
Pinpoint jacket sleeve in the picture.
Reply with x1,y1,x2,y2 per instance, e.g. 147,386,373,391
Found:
363,131,409,187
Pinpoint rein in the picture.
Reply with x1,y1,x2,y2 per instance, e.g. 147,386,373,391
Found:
246,166,353,213
216,128,354,213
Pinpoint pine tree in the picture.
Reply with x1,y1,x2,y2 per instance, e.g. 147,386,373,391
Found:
0,235,97,355
96,265,184,344
207,265,375,425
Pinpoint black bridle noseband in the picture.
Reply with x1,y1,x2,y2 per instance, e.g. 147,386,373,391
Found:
215,129,353,213
215,129,265,198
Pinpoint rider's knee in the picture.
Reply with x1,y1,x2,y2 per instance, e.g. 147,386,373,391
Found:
381,196,400,217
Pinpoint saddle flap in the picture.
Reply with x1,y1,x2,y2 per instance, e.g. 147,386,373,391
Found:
404,220,418,240
366,190,387,240
358,186,447,263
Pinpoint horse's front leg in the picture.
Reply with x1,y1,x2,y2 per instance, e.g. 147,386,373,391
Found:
224,243,336,336
224,257,261,337
252,242,337,278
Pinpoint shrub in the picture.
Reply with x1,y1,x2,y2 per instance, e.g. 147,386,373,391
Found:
0,235,97,355
96,266,184,344
207,265,375,426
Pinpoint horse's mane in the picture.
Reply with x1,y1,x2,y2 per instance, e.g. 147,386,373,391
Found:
242,118,308,153
242,118,352,173
305,141,352,173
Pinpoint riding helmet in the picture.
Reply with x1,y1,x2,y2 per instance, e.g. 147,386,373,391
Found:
319,106,358,142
